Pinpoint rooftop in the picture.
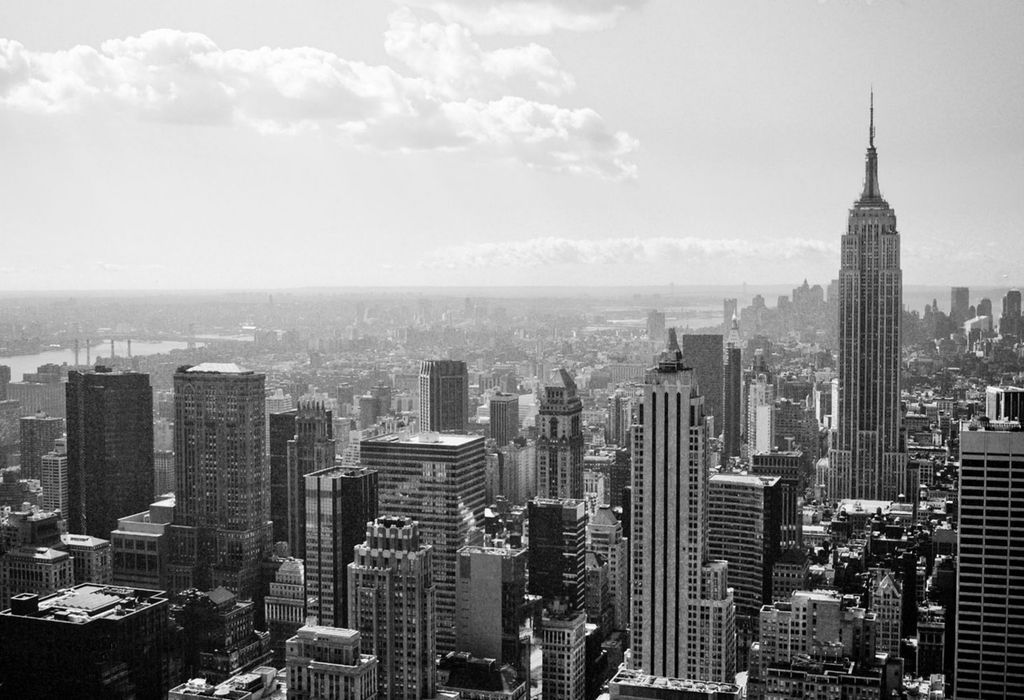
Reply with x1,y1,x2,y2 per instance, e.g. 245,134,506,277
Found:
183,362,251,374
366,431,482,447
710,473,781,487
4,584,167,624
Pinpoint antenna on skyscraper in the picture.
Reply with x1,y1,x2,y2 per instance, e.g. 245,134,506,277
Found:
869,87,875,148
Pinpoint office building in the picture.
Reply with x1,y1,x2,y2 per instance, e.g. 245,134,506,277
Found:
870,570,901,658
419,359,469,433
0,545,74,607
60,532,113,585
537,369,584,500
269,408,298,545
680,334,724,432
955,422,1024,699
647,310,666,343
985,385,1024,424
287,625,379,700
829,98,907,501
7,364,65,418
437,652,528,700
40,437,68,515
154,449,174,497
265,557,308,665
18,412,63,480
722,319,742,463
348,517,436,700
745,372,774,456
168,363,270,599
176,586,272,683
631,330,736,682
542,607,586,700
1000,289,1021,337
287,401,335,558
305,465,378,628
110,496,174,590
0,584,173,699
455,545,529,674
66,367,154,538
168,667,279,700
490,392,521,447
360,432,485,651
587,505,628,631
528,498,586,612
609,667,741,700
750,451,804,548
950,286,970,325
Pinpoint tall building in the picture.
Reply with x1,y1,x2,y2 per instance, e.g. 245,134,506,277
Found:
455,545,529,674
0,584,173,699
608,667,741,700
587,505,629,631
490,392,521,447
66,368,154,538
542,607,587,700
269,408,298,545
0,545,74,606
168,363,271,599
527,498,586,613
287,626,379,700
955,422,1024,699
680,334,724,432
419,359,469,433
348,517,436,700
265,557,308,665
287,401,335,558
537,369,584,500
985,385,1024,423
745,372,774,457
1000,289,1021,337
109,496,174,590
950,286,971,325
360,432,486,651
722,319,742,464
40,437,68,515
646,310,666,343
631,330,736,682
722,299,738,334
750,452,803,548
305,465,378,628
60,532,113,585
18,412,63,480
829,96,906,501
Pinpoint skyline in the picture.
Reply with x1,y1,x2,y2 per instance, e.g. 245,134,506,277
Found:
1,1,1022,290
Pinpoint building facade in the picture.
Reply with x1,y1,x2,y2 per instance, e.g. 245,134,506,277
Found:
536,369,584,500
286,401,335,558
419,359,469,433
286,625,379,700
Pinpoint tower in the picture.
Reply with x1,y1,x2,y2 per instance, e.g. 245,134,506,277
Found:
286,401,334,558
722,317,743,464
489,392,520,447
419,360,469,433
527,498,586,613
829,94,906,501
18,412,63,481
536,368,584,499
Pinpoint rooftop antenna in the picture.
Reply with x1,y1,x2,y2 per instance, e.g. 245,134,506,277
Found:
869,87,875,148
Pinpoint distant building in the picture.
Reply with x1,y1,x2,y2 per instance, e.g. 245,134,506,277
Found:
153,449,174,497
40,437,69,515
527,498,586,613
984,385,1024,424
60,532,113,585
419,359,469,433
950,286,970,325
286,625,379,700
722,319,743,463
646,311,666,343
587,505,628,631
7,365,66,418
0,584,173,699
18,412,63,480
537,369,584,500
456,545,529,674
490,392,521,447
286,401,334,558
680,334,724,432
750,451,804,547
268,408,298,545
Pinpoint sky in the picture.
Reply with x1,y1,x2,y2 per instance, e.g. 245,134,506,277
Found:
1,0,1021,291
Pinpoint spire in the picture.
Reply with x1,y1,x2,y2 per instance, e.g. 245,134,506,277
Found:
859,89,883,204
667,327,682,358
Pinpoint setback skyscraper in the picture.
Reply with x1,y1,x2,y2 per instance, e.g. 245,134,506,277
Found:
536,368,584,500
829,96,906,501
286,401,334,558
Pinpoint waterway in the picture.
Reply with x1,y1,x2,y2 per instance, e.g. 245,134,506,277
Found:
1,340,197,382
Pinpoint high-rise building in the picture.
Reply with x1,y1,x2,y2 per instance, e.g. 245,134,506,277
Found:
18,412,63,481
680,334,724,432
176,586,272,683
722,299,738,335
109,496,174,590
537,369,584,500
527,498,586,613
985,385,1024,424
287,401,335,558
646,310,666,343
631,330,736,682
40,437,68,515
419,359,469,433
348,517,436,700
950,286,971,325
0,545,74,606
490,392,521,447
0,584,173,699
1000,289,1021,338
269,408,298,545
869,570,901,658
608,667,741,700
265,557,308,665
360,432,485,652
829,96,906,501
60,532,113,585
287,626,379,700
977,297,993,319
168,363,270,599
745,372,774,457
305,465,378,628
587,504,629,631
542,607,587,700
722,319,742,464
153,449,174,497
955,422,1024,699
750,451,804,548
66,368,154,538
455,545,529,674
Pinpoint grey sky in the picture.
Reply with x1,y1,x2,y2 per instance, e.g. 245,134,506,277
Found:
1,0,1021,290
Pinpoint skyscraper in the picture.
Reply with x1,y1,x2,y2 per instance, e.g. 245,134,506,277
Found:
286,401,334,558
168,363,270,599
950,286,970,325
680,334,724,432
66,368,154,538
537,368,584,500
419,359,469,433
527,497,586,613
455,544,529,674
1001,289,1022,338
18,412,63,481
631,331,736,682
722,318,743,464
360,432,486,651
829,95,906,501
646,310,666,343
587,504,629,631
305,465,378,628
489,392,520,447
286,626,379,700
955,421,1024,699
40,437,68,516
348,517,436,700
268,408,298,545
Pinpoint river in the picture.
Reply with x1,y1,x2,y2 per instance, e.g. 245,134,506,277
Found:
1,340,199,382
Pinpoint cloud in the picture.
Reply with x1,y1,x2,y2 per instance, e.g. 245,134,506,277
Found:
423,236,837,268
0,19,637,179
400,0,649,35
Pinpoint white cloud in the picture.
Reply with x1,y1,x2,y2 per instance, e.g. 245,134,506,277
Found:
400,0,648,35
423,236,837,268
0,22,636,180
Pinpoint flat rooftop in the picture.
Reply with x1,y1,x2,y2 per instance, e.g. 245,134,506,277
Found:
364,431,482,447
5,583,167,624
182,362,251,374
709,473,781,487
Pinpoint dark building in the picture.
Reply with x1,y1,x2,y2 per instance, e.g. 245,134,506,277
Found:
527,497,586,613
286,401,334,558
268,409,297,546
66,368,154,538
681,333,724,432
1000,289,1021,338
18,412,63,481
950,286,971,326
607,447,630,510
722,319,743,463
751,451,804,548
0,584,173,699
489,392,520,447
537,369,584,500
419,359,469,433
175,586,272,684
305,465,378,628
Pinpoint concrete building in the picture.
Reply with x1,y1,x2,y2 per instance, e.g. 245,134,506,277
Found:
0,545,74,606
40,437,68,515
646,310,666,344
721,319,743,463
542,607,586,700
537,369,584,500
455,545,529,674
955,422,1024,699
750,451,804,547
110,496,174,590
168,363,270,599
631,330,736,682
265,557,308,665
286,625,379,700
268,408,298,545
286,401,335,558
527,498,586,613
587,505,628,631
608,667,741,700
870,570,902,658
169,667,280,700
680,334,724,434
950,286,970,325
154,449,174,497
305,465,378,628
360,432,485,652
66,367,154,538
60,532,112,585
18,411,63,480
829,98,906,501
490,392,521,447
176,586,272,684
419,359,469,433
348,517,436,700
438,652,528,700
984,385,1024,424
0,584,173,698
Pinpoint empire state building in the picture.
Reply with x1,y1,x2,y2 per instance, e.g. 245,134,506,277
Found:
828,95,907,501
